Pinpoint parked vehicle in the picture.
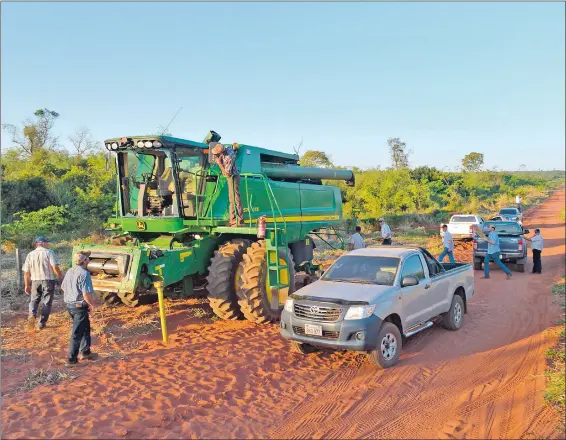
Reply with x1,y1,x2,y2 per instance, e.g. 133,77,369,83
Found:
473,221,529,272
497,207,523,225
280,246,474,369
440,214,485,240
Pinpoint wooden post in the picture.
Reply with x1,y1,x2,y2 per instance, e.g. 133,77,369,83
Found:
15,248,22,292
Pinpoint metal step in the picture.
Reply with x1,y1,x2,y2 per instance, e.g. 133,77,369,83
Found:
403,320,434,338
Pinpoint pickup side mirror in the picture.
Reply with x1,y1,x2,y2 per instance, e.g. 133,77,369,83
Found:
401,275,419,287
523,229,530,234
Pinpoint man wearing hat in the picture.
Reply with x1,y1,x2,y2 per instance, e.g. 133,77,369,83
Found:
22,236,63,330
524,228,544,274
211,142,244,226
379,218,392,245
61,250,97,366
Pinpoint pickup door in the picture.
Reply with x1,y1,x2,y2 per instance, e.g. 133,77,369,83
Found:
399,252,450,328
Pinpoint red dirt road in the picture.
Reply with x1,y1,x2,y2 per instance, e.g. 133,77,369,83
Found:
1,190,565,439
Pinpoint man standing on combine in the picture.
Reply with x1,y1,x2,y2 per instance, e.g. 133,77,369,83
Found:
477,224,513,280
212,142,244,227
22,236,63,330
379,218,392,245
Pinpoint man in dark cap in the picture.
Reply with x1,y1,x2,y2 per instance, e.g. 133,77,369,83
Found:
22,236,63,330
61,250,98,367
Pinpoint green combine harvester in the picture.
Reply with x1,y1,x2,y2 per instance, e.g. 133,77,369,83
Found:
73,131,354,324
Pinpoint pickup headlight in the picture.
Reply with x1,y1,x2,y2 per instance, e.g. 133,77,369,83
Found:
344,304,376,320
284,298,294,313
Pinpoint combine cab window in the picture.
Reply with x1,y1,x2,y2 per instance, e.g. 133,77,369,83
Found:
118,150,178,217
176,149,205,218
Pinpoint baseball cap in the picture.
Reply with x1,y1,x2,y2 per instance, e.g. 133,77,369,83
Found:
378,218,385,222
35,236,50,243
73,250,91,265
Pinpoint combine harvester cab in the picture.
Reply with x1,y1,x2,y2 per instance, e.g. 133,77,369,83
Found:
74,131,354,324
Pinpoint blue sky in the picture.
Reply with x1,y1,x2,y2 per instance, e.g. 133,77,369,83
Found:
2,2,564,171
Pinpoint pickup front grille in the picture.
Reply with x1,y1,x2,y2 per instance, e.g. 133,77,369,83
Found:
293,304,343,322
292,326,340,340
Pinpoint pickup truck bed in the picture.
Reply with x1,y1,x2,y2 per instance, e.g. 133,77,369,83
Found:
473,221,528,272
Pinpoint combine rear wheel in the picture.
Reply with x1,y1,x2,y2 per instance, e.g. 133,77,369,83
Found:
237,241,296,324
206,239,252,320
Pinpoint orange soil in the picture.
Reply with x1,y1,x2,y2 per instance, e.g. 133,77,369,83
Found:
1,190,565,439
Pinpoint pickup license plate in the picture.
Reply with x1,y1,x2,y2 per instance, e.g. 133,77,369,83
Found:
305,324,323,336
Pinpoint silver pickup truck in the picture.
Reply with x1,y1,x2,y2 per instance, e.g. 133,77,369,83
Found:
280,246,474,369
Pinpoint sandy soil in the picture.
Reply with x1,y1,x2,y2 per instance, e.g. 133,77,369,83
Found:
1,190,565,439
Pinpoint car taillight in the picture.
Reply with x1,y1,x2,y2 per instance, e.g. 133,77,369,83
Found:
469,225,473,233
518,240,523,252
473,239,477,250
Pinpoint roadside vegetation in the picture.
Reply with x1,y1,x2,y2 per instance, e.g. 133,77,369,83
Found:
545,276,565,431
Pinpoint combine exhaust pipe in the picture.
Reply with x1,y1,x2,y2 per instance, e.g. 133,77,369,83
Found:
261,164,355,186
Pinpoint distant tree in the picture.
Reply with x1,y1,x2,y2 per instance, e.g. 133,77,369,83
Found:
519,164,527,171
69,127,100,156
2,108,60,155
461,152,484,172
387,137,411,170
300,150,333,168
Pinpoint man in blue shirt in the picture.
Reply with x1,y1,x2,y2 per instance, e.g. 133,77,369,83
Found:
479,224,513,280
61,251,98,366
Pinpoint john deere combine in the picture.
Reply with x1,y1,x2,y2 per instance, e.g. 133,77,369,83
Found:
73,131,354,324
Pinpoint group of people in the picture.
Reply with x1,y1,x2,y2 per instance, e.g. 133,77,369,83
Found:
22,237,97,367
347,219,545,278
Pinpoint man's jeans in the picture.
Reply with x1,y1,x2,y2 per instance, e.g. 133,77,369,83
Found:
67,304,91,363
29,280,56,326
227,175,244,225
382,238,392,245
439,247,456,263
484,252,511,277
532,249,542,273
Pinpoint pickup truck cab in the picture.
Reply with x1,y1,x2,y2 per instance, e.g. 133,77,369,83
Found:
497,207,523,225
440,214,485,240
280,246,474,369
473,221,529,272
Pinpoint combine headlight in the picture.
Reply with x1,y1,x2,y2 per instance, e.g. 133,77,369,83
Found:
153,140,162,148
111,142,118,150
137,141,145,148
144,141,153,148
105,143,112,151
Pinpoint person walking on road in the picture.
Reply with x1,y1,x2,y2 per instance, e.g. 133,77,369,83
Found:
379,218,392,245
439,224,456,263
524,228,544,274
212,143,244,227
61,251,98,367
515,194,522,211
347,226,365,251
478,224,513,280
22,236,63,330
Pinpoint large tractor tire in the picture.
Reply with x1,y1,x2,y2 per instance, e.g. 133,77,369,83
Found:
237,241,296,324
206,239,252,320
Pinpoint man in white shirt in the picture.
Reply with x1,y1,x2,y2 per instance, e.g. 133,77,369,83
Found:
438,224,456,263
347,226,365,251
524,228,544,274
379,218,392,245
516,195,522,211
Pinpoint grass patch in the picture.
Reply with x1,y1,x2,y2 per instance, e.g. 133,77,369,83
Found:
18,368,78,392
545,276,566,430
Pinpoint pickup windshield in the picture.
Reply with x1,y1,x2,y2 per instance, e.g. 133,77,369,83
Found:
321,255,400,286
499,209,518,215
451,216,476,222
482,222,523,234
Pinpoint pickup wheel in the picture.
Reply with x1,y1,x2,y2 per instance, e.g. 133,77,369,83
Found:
442,294,465,331
290,341,317,355
366,322,402,369
473,260,482,271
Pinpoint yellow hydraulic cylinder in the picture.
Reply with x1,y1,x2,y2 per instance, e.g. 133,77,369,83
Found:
153,264,168,344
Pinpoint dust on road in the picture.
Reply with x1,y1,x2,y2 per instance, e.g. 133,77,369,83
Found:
1,190,565,439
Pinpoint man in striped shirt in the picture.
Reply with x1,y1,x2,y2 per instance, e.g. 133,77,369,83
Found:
212,142,244,226
22,236,63,329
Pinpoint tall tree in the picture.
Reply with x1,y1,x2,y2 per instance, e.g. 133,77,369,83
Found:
461,152,484,172
300,150,333,168
2,108,60,155
69,127,100,156
387,137,411,170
